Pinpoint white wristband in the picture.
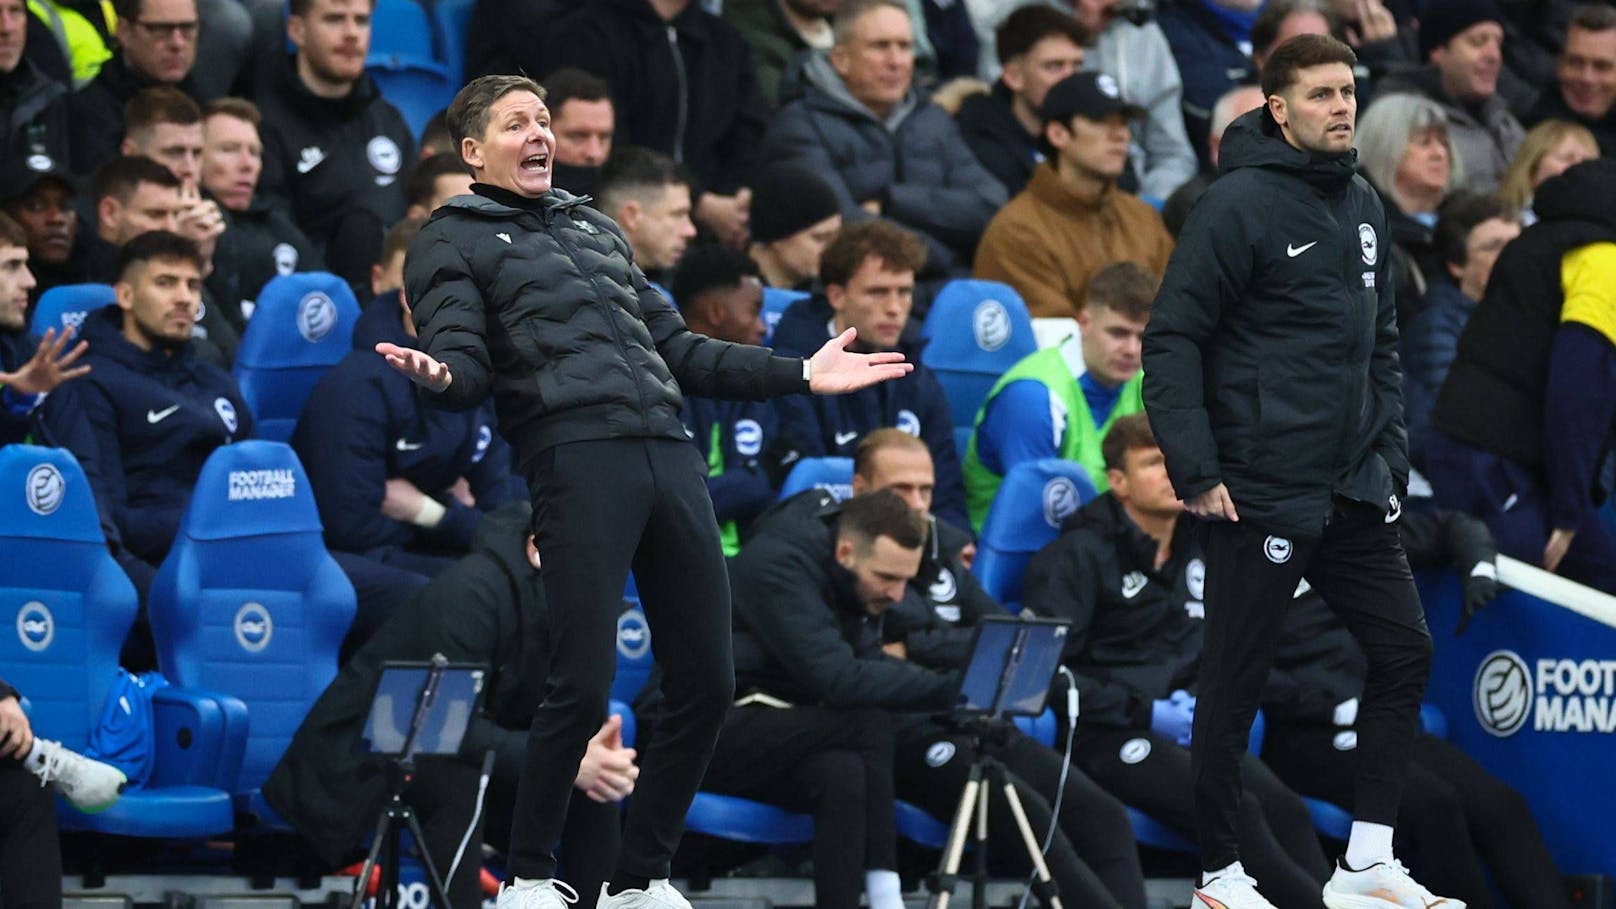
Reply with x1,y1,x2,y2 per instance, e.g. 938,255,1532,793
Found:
1471,561,1497,580
802,359,812,383
412,496,447,528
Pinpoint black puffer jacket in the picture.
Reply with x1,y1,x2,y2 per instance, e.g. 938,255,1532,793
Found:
730,496,960,710
0,57,69,176
408,184,809,466
1022,494,1205,729
1142,106,1405,539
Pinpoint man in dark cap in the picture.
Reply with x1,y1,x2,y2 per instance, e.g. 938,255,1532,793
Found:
745,163,842,292
0,159,86,301
974,71,1174,319
1379,0,1523,192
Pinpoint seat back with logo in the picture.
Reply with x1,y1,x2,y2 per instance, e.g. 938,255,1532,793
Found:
920,280,1037,428
973,459,1096,610
612,597,653,704
0,446,135,754
30,283,116,338
149,441,356,811
777,456,854,502
762,288,810,346
233,273,360,442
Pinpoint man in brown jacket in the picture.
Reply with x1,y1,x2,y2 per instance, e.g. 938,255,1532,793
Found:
974,72,1174,319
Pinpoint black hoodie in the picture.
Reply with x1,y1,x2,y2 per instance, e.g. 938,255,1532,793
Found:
1142,106,1405,539
1022,494,1205,729
0,56,69,177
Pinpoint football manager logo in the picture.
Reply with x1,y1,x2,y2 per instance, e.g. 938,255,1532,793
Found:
1474,649,1531,737
1042,477,1080,528
297,291,338,343
972,300,1011,351
25,463,66,516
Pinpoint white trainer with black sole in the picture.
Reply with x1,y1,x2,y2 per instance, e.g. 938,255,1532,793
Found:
30,738,126,813
1322,858,1467,908
595,880,694,909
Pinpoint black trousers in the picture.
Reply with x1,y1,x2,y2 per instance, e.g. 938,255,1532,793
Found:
0,759,61,909
508,438,734,881
894,722,1149,909
1195,501,1432,872
1074,728,1329,909
701,705,898,909
414,756,621,908
1264,726,1571,909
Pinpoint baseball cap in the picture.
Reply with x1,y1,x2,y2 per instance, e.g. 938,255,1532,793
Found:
0,153,75,207
1041,71,1144,126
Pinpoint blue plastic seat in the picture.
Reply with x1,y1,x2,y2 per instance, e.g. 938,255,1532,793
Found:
1300,705,1446,841
430,0,474,86
368,54,457,142
148,441,357,823
30,283,115,337
611,598,653,705
920,280,1038,429
777,456,854,502
972,459,1096,610
0,445,238,838
762,288,809,346
370,0,433,59
685,793,816,845
233,272,360,442
895,799,951,849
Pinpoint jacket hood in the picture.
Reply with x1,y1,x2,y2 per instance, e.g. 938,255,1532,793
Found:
801,52,918,130
470,503,537,581
351,290,412,350
1062,494,1155,569
1534,158,1616,231
276,56,383,122
81,304,197,373
1218,106,1358,192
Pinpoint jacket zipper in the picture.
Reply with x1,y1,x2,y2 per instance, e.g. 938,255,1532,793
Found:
545,207,655,434
666,25,688,164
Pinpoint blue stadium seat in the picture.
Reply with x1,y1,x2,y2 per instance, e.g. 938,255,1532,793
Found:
148,440,357,824
1299,706,1446,841
233,272,360,442
972,459,1096,610
612,598,653,705
920,280,1038,429
430,0,474,86
777,456,854,502
611,700,635,749
368,55,457,140
685,793,815,845
0,445,238,838
370,0,434,59
896,799,950,849
30,283,115,337
762,287,809,346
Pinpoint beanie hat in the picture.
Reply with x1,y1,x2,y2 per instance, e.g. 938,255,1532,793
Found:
1418,0,1505,60
748,165,842,244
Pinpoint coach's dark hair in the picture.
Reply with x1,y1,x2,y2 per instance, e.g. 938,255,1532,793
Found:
837,488,928,551
206,96,262,128
289,0,375,20
0,212,27,248
1260,33,1357,97
447,74,548,158
405,153,470,209
1083,261,1158,322
819,220,927,289
115,230,204,280
124,87,203,139
1433,191,1515,269
543,67,612,112
670,243,760,311
996,4,1088,65
1101,413,1157,472
596,146,689,215
93,155,181,206
1251,0,1339,61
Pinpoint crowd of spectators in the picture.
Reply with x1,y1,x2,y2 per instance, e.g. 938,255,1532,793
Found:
2,0,1614,902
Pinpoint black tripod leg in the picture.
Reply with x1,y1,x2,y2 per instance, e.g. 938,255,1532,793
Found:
351,810,394,909
993,767,1064,909
404,805,460,909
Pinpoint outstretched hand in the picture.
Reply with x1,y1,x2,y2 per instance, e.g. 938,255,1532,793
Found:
807,327,914,394
0,326,90,396
375,342,452,392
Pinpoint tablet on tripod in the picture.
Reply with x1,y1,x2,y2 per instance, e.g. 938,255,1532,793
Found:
955,615,1071,720
362,660,487,759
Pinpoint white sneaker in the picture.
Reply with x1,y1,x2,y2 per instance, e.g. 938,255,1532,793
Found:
497,879,580,909
1323,858,1466,908
30,739,126,813
1194,865,1279,909
596,880,694,909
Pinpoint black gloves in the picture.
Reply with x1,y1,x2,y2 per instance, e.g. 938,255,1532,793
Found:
1457,561,1500,636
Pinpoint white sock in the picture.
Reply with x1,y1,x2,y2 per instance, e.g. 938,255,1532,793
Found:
1201,861,1245,886
22,738,45,772
866,869,904,909
511,877,546,890
1344,821,1395,869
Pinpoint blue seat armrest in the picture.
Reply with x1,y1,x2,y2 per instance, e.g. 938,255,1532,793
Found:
150,687,248,792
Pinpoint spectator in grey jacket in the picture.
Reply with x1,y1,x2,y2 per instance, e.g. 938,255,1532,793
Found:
761,0,1006,272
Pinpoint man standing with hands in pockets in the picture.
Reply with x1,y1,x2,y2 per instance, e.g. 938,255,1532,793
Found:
377,74,913,909
1142,34,1458,909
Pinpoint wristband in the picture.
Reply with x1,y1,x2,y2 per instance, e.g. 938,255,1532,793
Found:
411,496,447,528
1470,561,1497,580
802,359,812,384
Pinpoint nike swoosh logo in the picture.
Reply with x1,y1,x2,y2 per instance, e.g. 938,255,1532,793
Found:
1287,241,1318,257
147,405,180,424
496,233,512,244
395,439,424,451
834,431,859,446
